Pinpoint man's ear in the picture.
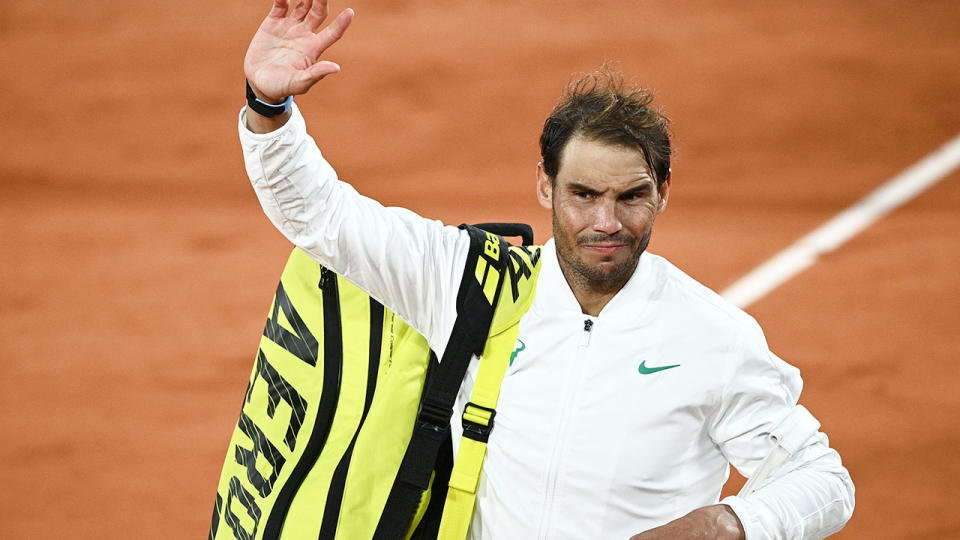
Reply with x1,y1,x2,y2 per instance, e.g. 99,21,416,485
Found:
537,162,553,210
656,169,672,214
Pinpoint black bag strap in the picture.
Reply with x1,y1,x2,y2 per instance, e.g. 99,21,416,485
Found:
374,224,513,539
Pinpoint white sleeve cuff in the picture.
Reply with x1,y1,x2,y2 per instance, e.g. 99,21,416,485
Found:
237,102,306,144
721,496,768,540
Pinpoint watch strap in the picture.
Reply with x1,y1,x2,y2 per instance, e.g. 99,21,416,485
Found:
245,80,293,118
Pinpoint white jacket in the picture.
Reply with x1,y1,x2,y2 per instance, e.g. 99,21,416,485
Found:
239,104,854,539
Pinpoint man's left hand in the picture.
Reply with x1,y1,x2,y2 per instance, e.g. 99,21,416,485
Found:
629,504,745,540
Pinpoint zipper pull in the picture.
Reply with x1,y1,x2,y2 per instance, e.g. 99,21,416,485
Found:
319,266,333,289
581,318,594,346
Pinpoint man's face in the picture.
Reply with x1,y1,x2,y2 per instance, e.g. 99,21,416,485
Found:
537,135,670,288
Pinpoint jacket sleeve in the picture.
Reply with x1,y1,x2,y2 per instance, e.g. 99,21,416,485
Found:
238,104,468,353
709,334,855,539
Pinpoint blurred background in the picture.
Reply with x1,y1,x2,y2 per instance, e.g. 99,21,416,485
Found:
1,1,958,537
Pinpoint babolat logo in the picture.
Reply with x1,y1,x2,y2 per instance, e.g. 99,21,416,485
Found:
473,232,542,305
473,231,503,304
210,281,316,540
504,246,540,302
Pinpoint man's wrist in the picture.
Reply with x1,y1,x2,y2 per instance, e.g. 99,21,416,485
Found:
246,80,293,118
705,504,746,540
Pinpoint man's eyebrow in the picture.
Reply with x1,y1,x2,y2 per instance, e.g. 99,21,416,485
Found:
567,182,601,194
619,184,653,197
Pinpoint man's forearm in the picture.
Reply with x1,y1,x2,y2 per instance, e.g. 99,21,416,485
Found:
629,504,744,540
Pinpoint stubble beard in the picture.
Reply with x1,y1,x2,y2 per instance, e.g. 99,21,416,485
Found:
552,211,652,294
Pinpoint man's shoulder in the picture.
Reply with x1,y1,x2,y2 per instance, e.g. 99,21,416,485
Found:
644,252,764,340
642,254,797,389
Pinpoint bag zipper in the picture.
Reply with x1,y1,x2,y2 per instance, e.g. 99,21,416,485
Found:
262,267,344,539
317,298,385,538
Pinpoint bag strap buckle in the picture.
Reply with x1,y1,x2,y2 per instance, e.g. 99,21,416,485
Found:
462,402,497,442
416,399,453,433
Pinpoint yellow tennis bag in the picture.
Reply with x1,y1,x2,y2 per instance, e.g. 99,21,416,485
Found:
210,224,542,540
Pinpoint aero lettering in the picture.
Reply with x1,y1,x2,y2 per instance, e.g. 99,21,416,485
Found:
211,281,318,540
225,476,262,540
235,412,287,497
263,282,319,366
246,349,307,450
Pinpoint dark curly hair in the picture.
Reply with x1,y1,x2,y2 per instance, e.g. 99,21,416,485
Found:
539,68,672,188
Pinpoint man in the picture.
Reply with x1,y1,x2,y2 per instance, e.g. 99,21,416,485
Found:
238,0,855,538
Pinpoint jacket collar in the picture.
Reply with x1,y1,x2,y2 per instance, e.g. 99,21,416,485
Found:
532,239,662,322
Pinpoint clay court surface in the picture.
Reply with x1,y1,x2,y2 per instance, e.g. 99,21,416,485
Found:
2,1,959,538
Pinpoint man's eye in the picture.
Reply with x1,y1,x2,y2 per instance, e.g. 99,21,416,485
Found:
621,191,648,202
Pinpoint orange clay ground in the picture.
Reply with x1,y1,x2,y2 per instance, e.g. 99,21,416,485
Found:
1,1,958,538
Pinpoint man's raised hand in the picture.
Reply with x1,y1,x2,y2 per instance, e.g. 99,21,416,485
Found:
244,0,354,104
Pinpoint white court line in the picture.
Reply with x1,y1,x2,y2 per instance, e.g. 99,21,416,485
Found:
721,133,960,309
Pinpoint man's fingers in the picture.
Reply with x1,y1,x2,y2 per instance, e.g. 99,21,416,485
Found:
292,0,313,22
313,8,354,56
308,60,341,79
268,0,289,19
303,0,329,31
290,61,341,94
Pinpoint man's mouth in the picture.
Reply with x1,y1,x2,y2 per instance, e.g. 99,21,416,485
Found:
581,243,627,255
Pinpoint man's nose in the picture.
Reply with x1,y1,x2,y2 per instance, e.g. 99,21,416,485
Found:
592,199,622,235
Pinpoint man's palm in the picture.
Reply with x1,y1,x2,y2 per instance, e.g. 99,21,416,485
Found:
244,0,354,103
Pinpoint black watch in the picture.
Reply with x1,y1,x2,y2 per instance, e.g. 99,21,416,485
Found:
245,80,293,118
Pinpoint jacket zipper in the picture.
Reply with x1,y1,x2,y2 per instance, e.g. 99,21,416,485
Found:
536,318,593,539
262,268,344,539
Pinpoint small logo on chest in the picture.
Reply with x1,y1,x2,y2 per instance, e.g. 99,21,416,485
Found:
509,339,526,366
637,360,681,375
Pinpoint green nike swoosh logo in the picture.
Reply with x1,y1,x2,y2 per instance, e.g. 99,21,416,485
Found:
509,340,526,367
638,360,681,375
